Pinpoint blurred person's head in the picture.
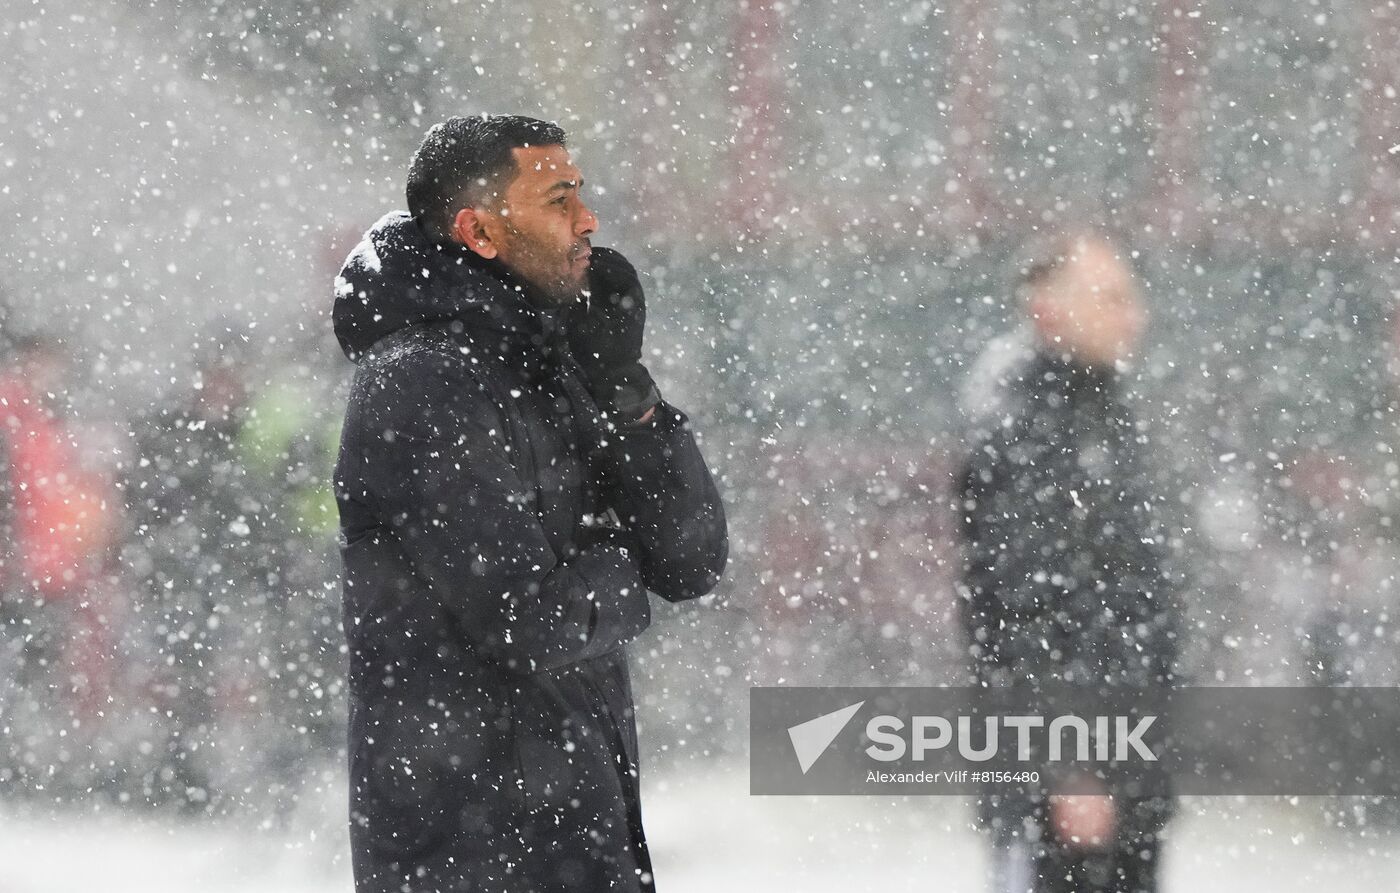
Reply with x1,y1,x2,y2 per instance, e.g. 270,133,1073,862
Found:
4,334,68,398
406,114,597,306
1019,232,1146,367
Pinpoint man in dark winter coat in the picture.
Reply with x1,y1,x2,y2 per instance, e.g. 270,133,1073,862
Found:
332,115,728,893
957,234,1181,893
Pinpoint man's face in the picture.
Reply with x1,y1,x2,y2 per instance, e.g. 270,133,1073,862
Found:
1031,239,1146,366
476,145,598,305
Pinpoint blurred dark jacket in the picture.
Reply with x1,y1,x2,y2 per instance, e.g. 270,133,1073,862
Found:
957,340,1181,688
956,336,1182,888
332,213,726,893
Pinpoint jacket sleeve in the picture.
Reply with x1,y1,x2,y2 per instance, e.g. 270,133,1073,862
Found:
348,358,651,675
597,401,728,602
957,446,1010,666
957,425,1068,663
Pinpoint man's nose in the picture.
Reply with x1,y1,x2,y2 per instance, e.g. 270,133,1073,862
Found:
575,201,598,238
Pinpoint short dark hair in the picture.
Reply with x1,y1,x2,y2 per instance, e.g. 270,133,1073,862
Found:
1015,229,1117,296
406,114,568,244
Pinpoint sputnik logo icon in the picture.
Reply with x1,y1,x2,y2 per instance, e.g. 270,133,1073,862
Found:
786,701,865,774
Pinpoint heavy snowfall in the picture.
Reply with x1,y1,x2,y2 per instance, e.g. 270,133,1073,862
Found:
2,0,1399,890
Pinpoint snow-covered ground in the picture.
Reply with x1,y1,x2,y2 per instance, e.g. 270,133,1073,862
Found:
1,764,1397,891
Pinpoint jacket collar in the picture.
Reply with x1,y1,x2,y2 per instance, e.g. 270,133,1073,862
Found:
1026,347,1118,399
333,211,557,362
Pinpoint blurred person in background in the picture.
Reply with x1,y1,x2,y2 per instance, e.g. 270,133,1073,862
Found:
122,313,344,815
332,115,727,893
233,297,347,797
121,325,273,809
0,334,120,790
956,233,1182,893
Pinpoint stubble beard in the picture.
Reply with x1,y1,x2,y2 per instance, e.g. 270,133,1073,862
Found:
535,270,586,307
500,233,586,308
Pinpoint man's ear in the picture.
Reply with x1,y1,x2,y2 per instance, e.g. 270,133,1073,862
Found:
453,207,498,259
